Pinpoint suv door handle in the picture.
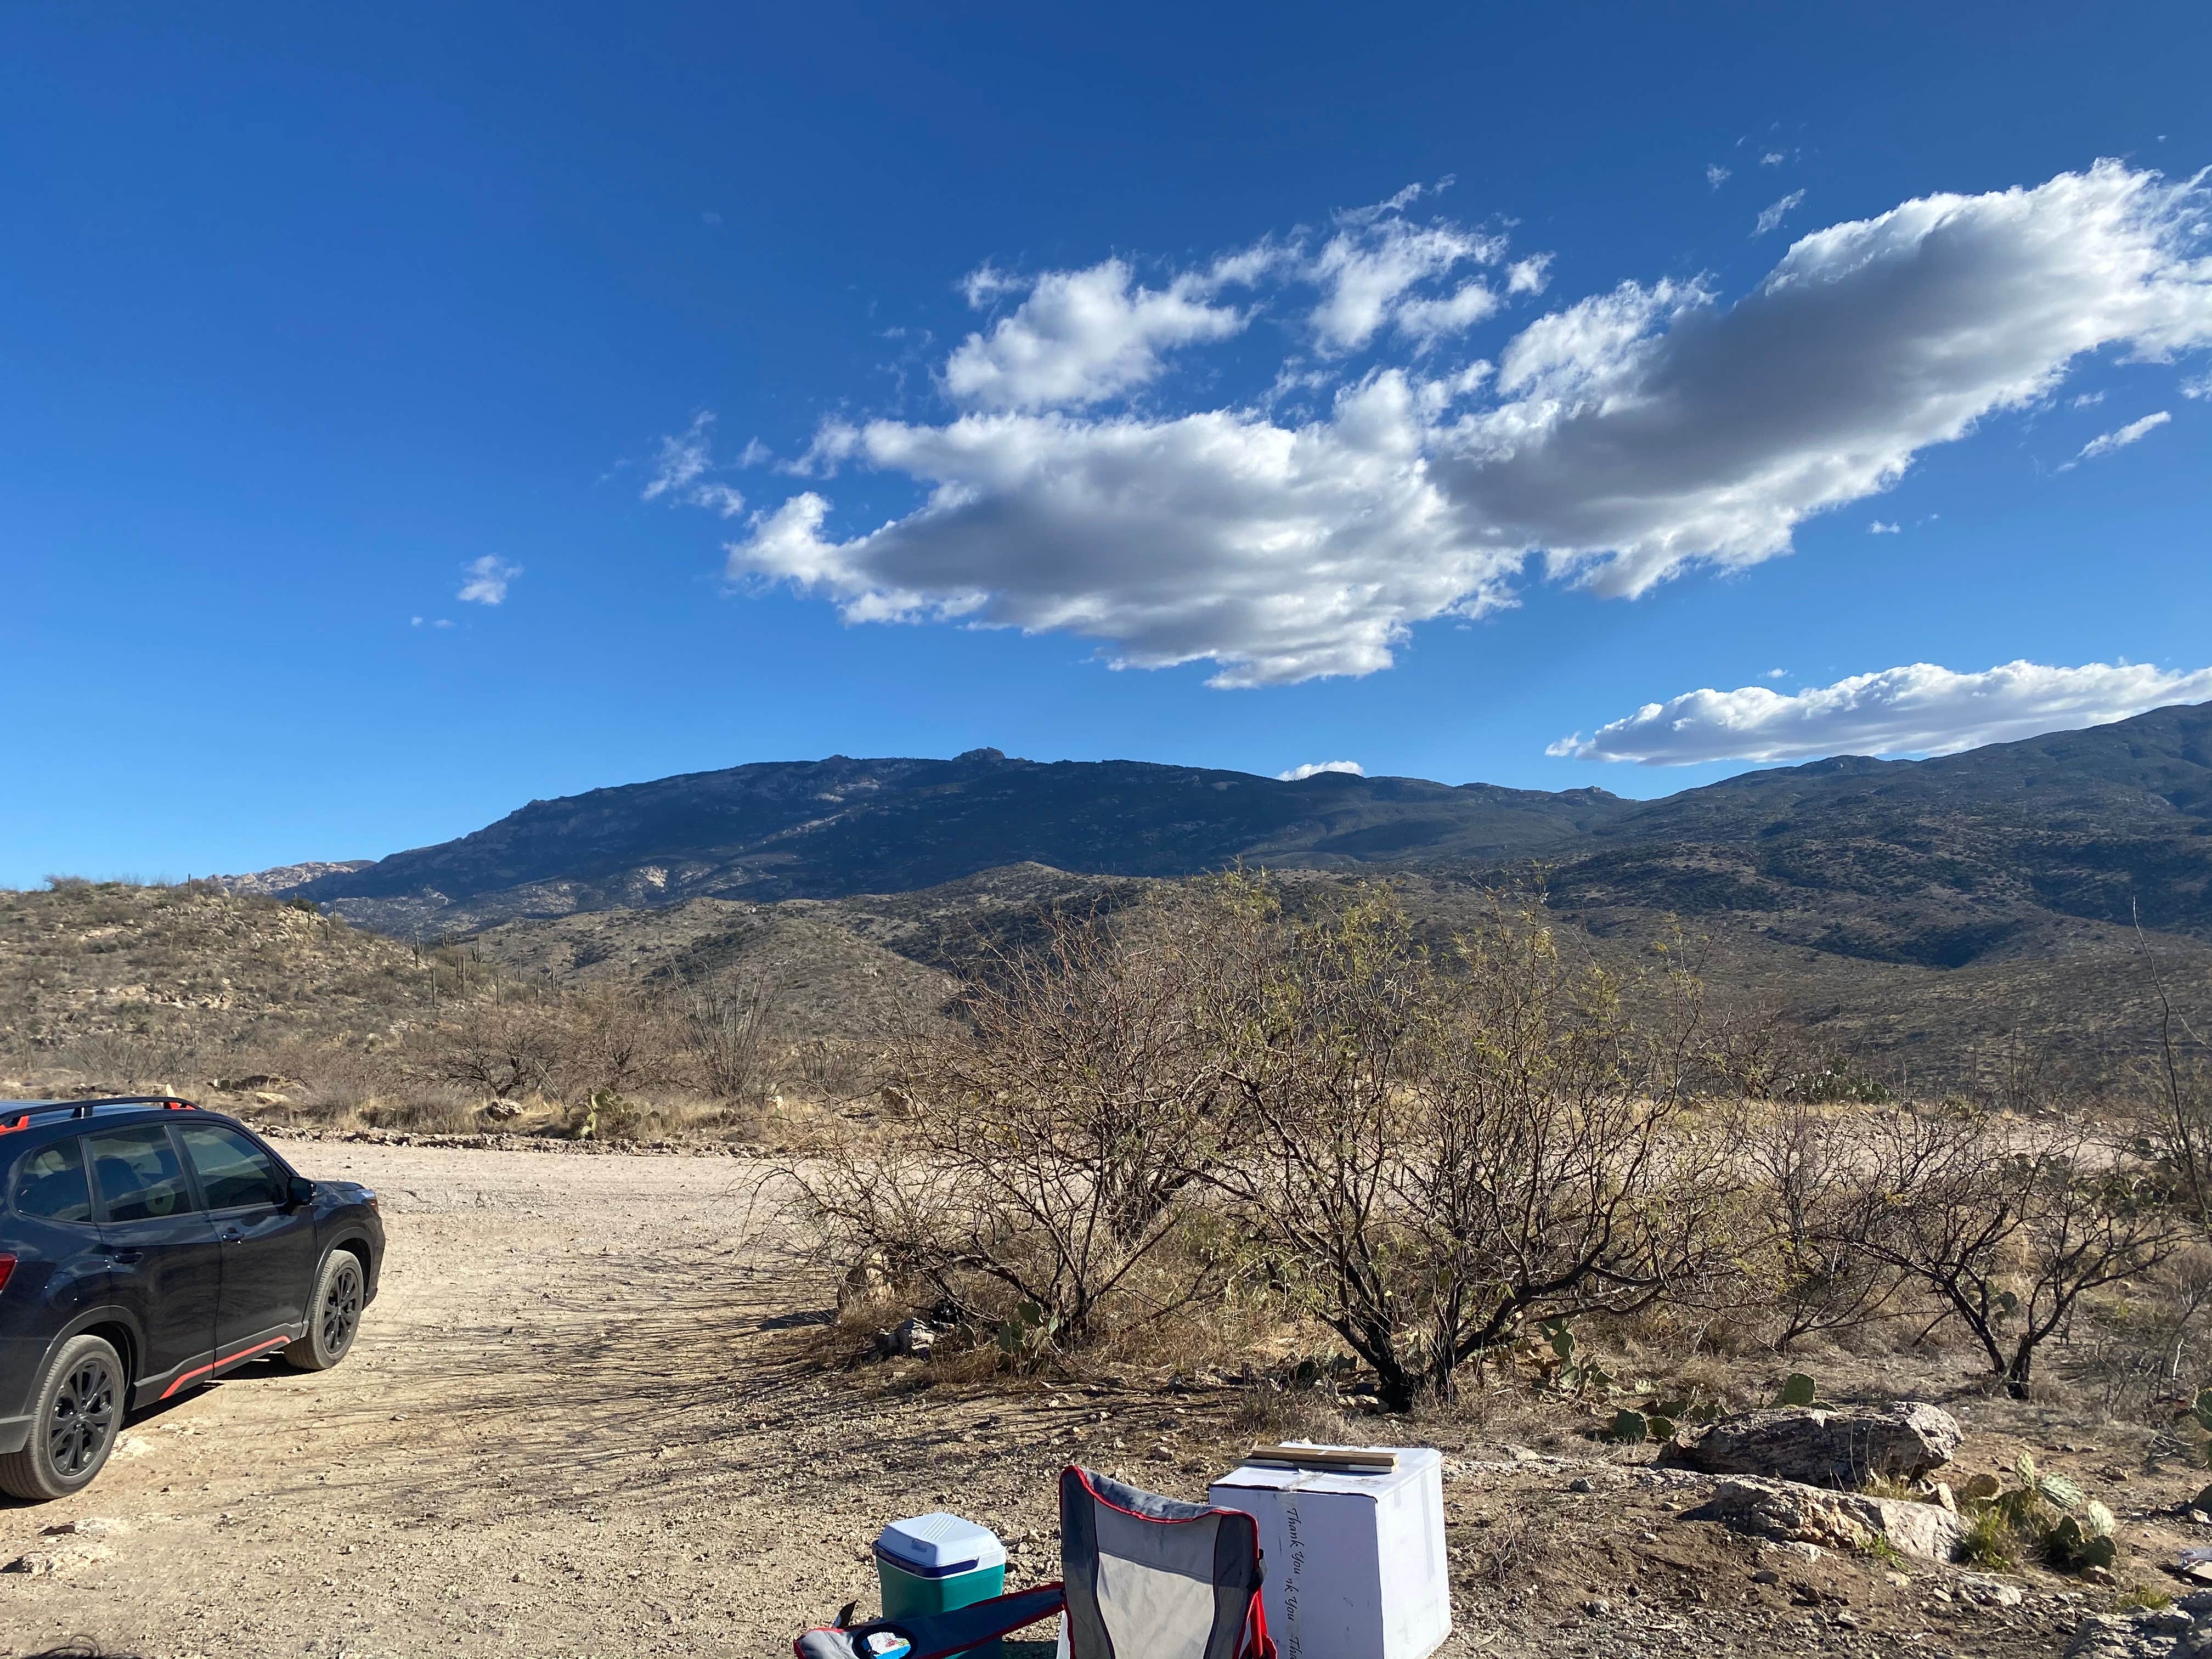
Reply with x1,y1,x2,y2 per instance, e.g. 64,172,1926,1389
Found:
104,1247,144,1265
221,1226,244,1242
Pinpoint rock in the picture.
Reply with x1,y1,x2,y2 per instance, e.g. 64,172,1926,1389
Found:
881,1317,935,1358
483,1100,523,1121
1658,1402,1963,1488
2067,1611,2192,1658
1932,1481,1957,1513
2,1539,114,1577
1568,1476,1594,1493
1957,1575,2025,1608
1683,1474,1965,1562
1751,1570,1782,1585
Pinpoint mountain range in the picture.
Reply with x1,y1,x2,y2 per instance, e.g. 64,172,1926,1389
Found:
285,702,2212,964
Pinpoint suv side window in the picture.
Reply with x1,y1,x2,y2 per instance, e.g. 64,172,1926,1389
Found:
13,1138,95,1223
177,1123,288,1211
86,1125,202,1223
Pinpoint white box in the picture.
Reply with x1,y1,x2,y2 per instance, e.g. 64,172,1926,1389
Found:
1210,1445,1449,1659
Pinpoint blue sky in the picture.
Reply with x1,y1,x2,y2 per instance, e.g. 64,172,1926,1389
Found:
3,1,2208,885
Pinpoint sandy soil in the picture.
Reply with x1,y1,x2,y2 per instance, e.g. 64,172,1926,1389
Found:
0,1141,2151,1658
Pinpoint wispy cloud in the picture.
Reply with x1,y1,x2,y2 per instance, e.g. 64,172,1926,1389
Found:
456,556,520,606
2059,409,2171,470
642,413,747,515
1706,164,1731,190
1753,189,1806,236
707,162,2212,689
1550,659,2212,765
1277,760,1365,781
1869,520,1900,534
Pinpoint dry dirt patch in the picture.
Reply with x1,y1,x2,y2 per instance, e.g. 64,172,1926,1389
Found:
0,1143,2111,1658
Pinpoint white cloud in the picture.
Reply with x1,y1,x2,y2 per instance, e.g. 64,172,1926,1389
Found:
1549,658,2212,764
2059,409,2172,469
2185,370,2212,399
1706,164,1732,190
643,413,747,515
943,259,1247,410
714,161,2212,686
1869,520,1900,533
728,373,1508,686
1278,759,1366,780
1504,256,1553,296
1760,151,1786,166
456,556,520,606
2070,390,2106,408
1308,199,1506,352
1753,189,1806,236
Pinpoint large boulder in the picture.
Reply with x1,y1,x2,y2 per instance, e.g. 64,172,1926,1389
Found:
1658,1402,1962,1488
1683,1474,1964,1562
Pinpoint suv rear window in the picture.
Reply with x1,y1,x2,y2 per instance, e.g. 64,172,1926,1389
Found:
86,1125,201,1222
13,1139,94,1223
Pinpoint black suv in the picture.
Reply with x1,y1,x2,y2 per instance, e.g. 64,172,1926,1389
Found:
0,1097,383,1501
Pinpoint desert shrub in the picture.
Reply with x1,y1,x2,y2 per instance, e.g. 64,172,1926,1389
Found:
686,979,772,1103
2059,1245,2212,1418
1199,878,1745,1411
1733,1100,1911,1353
1840,1107,2184,1397
417,995,563,1099
550,983,689,1099
780,897,1238,1358
47,1028,204,1094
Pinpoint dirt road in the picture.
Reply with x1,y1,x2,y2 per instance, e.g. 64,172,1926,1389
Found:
0,1142,2095,1658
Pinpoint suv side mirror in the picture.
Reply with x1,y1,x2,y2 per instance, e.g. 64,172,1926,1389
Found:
288,1175,318,1209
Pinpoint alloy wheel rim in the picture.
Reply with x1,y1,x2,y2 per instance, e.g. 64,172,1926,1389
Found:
48,1357,117,1478
321,1262,362,1355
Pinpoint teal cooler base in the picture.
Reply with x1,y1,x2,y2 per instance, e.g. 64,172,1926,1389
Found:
877,1558,1008,1659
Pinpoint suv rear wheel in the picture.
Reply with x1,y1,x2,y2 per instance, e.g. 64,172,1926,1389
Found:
283,1249,364,1371
0,1333,125,1502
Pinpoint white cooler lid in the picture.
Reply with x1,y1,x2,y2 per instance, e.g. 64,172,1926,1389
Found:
874,1511,1007,1576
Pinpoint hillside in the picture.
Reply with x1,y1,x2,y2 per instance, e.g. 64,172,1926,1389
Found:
284,704,2212,970
0,879,431,1097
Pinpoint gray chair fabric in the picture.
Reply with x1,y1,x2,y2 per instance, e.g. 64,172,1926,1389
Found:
1059,1467,1267,1659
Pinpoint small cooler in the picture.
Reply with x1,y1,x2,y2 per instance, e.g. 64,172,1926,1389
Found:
874,1512,1008,1659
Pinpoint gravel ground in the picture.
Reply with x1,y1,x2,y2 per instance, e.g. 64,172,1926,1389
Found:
0,1142,2125,1657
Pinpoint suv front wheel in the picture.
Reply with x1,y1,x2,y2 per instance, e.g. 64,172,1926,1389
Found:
0,1333,126,1502
284,1249,364,1372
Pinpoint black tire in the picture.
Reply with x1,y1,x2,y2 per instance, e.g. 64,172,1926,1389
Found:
283,1249,365,1372
0,1334,126,1503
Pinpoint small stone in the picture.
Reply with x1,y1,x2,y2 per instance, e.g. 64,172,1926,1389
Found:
1752,1570,1782,1585
1637,1530,1661,1544
1147,1445,1175,1463
1583,1598,1611,1616
1568,1476,1595,1493
1883,1570,1911,1587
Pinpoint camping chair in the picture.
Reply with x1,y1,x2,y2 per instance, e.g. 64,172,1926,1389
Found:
796,1465,1276,1659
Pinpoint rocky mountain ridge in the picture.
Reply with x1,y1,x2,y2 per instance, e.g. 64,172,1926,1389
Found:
275,706,2212,980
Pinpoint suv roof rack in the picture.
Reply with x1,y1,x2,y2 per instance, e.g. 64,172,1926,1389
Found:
0,1096,201,1134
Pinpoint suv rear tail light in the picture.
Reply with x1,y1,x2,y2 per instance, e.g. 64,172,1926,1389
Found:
0,1255,15,1294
